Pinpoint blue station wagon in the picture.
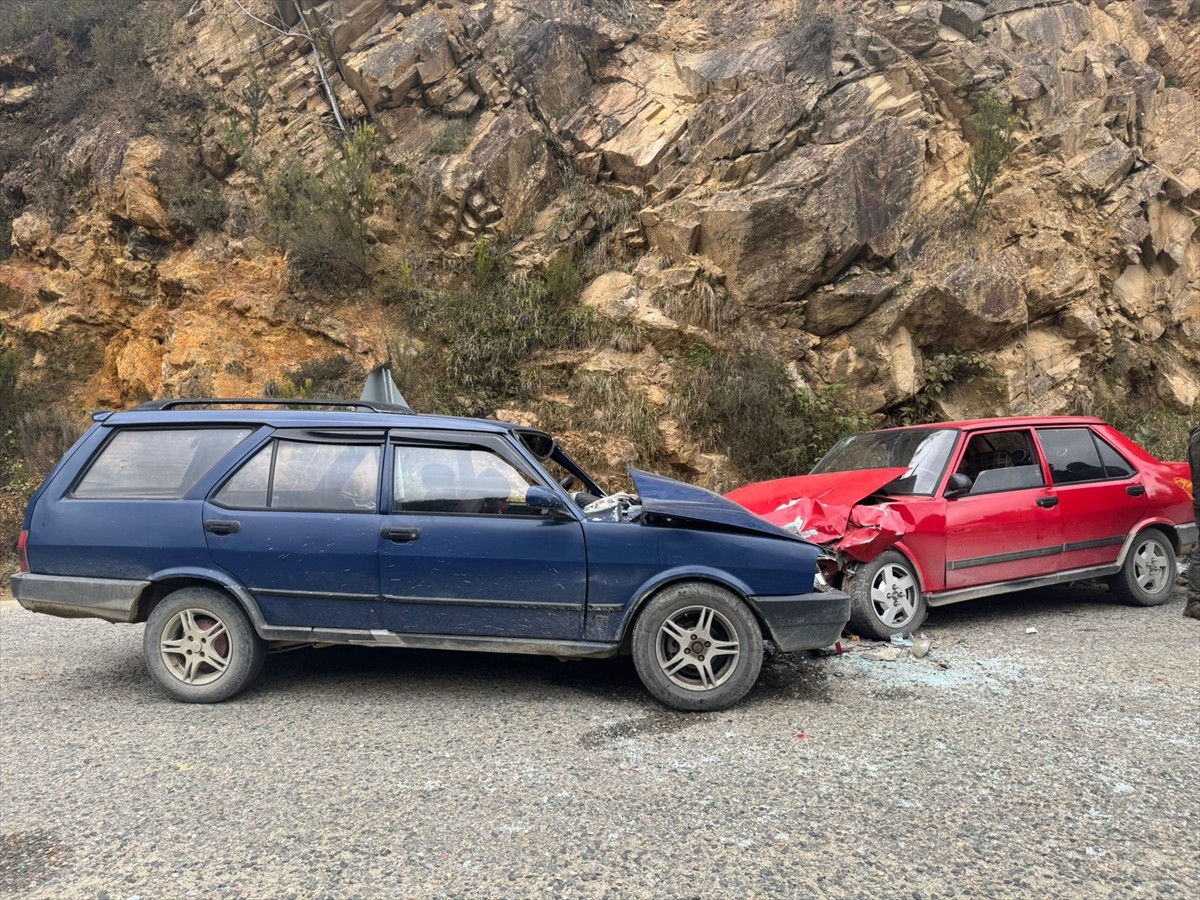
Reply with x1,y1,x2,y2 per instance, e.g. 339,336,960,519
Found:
12,398,849,711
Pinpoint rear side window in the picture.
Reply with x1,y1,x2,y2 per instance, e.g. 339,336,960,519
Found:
74,428,253,499
1094,435,1135,479
214,439,381,512
1038,427,1128,485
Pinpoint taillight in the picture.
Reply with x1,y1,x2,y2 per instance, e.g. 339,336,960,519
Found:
17,530,29,573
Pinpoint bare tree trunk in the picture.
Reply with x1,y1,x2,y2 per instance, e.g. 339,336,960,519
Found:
291,0,348,135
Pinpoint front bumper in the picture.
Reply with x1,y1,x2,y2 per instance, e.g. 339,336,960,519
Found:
749,589,850,653
10,573,148,623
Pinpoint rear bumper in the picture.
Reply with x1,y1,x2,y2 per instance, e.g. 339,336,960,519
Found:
10,573,147,623
1178,522,1197,556
749,589,850,653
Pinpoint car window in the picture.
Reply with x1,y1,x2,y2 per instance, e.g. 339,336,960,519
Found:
1038,427,1126,485
956,429,1044,494
393,444,537,516
74,428,254,499
1094,434,1135,479
214,439,381,512
811,428,958,495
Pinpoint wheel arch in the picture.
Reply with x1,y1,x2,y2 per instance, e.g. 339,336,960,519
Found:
616,571,767,655
135,568,267,633
845,545,927,593
1116,519,1182,565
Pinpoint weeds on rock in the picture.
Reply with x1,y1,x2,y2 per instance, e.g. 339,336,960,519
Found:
672,344,873,481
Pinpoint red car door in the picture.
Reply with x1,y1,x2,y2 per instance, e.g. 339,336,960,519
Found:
1035,426,1145,573
943,428,1063,591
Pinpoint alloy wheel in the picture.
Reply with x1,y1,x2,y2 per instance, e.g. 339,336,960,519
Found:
1132,538,1170,595
654,605,741,691
871,564,919,629
159,608,232,686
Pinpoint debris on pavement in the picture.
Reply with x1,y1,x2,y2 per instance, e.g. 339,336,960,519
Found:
862,646,904,661
1026,627,1038,635
911,637,931,659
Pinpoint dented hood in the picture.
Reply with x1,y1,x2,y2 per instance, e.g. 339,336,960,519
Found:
725,469,909,558
629,468,808,543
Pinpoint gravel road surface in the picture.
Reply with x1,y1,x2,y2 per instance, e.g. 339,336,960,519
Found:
2,582,1198,898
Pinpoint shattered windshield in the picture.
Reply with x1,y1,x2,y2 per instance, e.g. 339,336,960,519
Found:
811,428,959,496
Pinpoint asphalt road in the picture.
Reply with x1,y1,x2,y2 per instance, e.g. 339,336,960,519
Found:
2,582,1198,899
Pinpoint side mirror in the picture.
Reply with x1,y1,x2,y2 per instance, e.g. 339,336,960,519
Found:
525,486,572,517
944,472,972,498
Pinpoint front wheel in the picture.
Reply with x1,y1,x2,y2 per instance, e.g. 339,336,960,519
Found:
1108,529,1176,607
631,583,763,712
143,587,266,702
846,550,926,640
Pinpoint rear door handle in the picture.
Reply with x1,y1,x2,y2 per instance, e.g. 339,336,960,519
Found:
382,527,421,543
204,519,241,535
1036,496,1058,508
1126,485,1145,497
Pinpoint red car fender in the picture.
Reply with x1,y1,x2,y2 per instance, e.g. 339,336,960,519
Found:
842,541,933,596
1116,515,1192,562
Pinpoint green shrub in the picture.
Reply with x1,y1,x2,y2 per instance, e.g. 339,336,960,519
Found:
0,343,19,434
884,351,1003,426
164,176,228,240
955,95,1017,226
0,199,12,262
429,119,473,156
396,247,605,416
279,354,363,401
545,252,582,306
673,345,873,480
265,124,378,288
533,371,665,474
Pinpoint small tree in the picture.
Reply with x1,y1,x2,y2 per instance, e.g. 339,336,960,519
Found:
956,95,1017,226
264,123,378,288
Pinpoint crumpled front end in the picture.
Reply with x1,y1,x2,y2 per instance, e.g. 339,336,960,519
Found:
726,468,911,562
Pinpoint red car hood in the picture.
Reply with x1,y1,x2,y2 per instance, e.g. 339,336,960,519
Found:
726,468,910,560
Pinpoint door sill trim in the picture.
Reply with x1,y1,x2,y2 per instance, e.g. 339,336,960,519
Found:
927,564,1121,607
259,625,619,658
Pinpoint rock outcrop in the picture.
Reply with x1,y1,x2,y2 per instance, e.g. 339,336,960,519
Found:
1,0,1198,483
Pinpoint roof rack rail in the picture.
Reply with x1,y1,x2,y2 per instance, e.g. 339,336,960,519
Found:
133,398,413,413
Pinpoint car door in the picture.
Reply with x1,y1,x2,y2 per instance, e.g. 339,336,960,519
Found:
377,431,588,640
943,428,1063,591
203,429,385,630
1035,426,1146,572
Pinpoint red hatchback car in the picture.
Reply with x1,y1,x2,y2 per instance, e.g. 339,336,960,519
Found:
727,417,1197,640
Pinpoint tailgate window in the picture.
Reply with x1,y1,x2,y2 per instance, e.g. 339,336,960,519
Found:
73,428,253,499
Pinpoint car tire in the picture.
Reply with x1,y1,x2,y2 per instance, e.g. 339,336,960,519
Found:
143,587,266,703
631,583,763,712
846,550,927,640
1107,529,1176,607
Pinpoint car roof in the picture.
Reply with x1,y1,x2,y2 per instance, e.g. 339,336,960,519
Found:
96,406,522,435
873,415,1107,433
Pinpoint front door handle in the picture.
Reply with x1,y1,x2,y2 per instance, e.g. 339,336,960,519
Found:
1036,496,1059,508
382,527,421,543
1126,485,1146,497
204,520,241,535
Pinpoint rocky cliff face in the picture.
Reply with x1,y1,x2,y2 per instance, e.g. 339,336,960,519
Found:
1,0,1197,484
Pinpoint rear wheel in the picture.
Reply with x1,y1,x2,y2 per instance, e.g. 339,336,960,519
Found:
632,583,763,712
143,587,265,702
1108,529,1176,607
847,550,926,640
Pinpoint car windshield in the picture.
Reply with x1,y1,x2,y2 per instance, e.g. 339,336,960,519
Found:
811,428,960,495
